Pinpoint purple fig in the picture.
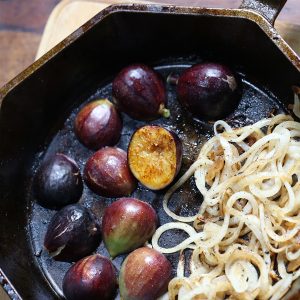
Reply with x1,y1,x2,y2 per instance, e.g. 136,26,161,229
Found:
112,64,169,120
34,153,83,209
128,125,182,190
74,99,122,150
102,198,157,257
44,204,101,262
119,247,172,300
177,62,241,120
63,254,117,300
84,147,137,197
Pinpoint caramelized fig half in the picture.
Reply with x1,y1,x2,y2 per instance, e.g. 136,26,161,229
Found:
128,125,182,190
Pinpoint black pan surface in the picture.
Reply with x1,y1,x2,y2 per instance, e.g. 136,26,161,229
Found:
27,59,287,298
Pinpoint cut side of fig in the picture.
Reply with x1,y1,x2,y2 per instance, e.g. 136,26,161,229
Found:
128,125,182,190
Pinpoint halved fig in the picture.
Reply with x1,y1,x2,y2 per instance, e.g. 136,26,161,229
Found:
128,125,182,190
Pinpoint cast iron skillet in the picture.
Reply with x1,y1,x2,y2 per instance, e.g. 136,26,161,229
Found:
1,0,300,299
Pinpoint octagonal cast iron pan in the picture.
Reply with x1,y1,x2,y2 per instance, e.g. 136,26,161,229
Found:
1,0,300,299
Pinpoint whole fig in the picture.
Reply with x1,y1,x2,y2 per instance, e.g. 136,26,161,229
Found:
34,153,83,209
44,204,101,262
112,64,169,120
102,198,157,257
177,62,240,120
74,99,122,150
84,147,137,197
119,247,172,300
63,254,117,300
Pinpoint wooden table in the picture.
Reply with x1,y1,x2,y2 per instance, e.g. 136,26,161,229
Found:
0,0,300,89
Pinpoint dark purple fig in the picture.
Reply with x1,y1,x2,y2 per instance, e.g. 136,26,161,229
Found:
102,198,157,258
74,99,122,150
112,64,169,120
128,125,182,190
119,247,172,300
177,62,240,120
44,204,101,262
34,153,83,209
63,254,117,300
84,147,137,197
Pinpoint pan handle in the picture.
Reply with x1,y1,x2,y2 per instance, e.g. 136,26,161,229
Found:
239,0,287,25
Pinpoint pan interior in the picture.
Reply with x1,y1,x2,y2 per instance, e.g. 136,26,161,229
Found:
28,61,287,298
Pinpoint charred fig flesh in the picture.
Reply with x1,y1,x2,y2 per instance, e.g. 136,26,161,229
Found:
128,125,182,190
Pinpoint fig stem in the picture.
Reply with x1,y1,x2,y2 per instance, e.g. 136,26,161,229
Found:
159,108,170,118
159,105,170,118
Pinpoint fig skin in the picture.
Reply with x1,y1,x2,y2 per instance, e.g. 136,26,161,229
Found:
84,147,137,197
128,125,182,190
177,62,240,120
102,198,158,258
119,247,172,300
74,99,122,150
63,254,117,300
112,64,169,121
34,153,83,209
44,204,101,262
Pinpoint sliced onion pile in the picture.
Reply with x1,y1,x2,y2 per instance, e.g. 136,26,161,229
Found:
153,113,300,300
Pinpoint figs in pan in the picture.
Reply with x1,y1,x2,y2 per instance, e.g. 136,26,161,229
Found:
128,125,182,190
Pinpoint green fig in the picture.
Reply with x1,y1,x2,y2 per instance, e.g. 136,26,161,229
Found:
102,198,158,257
